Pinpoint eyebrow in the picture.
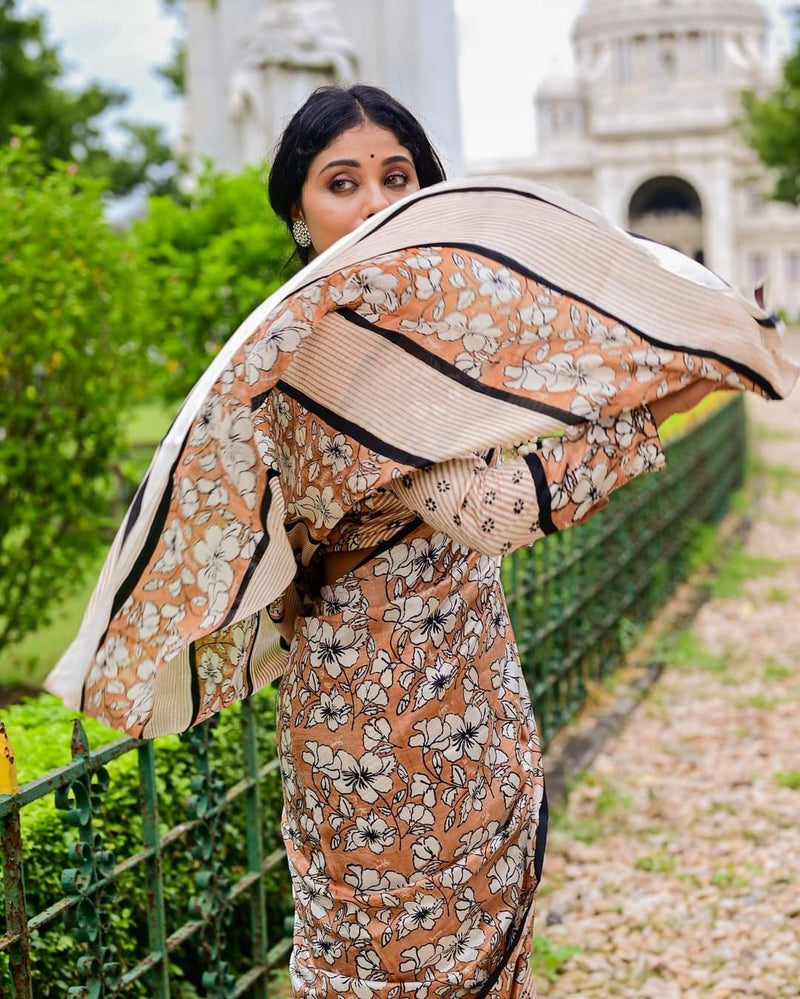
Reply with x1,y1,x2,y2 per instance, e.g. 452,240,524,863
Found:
317,154,413,177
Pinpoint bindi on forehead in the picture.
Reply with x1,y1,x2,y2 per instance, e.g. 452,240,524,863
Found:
370,153,375,158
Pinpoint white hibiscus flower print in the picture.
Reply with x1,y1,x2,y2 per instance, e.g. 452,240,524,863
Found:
124,661,157,729
490,648,521,693
243,309,310,383
309,929,342,965
331,750,395,803
505,352,616,402
443,704,489,762
290,484,344,531
345,811,396,854
355,680,389,710
214,404,257,507
488,845,525,892
318,431,354,473
309,689,352,730
355,950,385,982
455,352,483,379
437,311,503,355
409,716,452,753
398,803,435,829
398,943,439,975
570,462,618,521
303,620,362,677
177,478,199,519
336,267,399,313
383,594,426,631
416,655,457,703
409,594,460,647
414,267,443,300
362,717,393,751
197,649,224,698
436,921,486,972
470,259,521,305
319,584,361,622
630,346,674,383
629,441,666,476
193,523,242,623
410,836,441,871
399,893,443,937
587,317,633,346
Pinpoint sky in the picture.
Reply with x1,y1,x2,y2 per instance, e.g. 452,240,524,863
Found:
18,0,799,165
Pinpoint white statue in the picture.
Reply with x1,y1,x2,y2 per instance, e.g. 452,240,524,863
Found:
229,0,359,163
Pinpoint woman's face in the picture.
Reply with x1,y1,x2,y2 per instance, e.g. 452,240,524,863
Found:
292,121,420,258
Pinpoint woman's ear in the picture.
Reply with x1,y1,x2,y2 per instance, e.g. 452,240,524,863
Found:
290,203,303,225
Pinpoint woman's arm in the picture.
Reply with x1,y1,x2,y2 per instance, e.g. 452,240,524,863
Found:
389,405,665,557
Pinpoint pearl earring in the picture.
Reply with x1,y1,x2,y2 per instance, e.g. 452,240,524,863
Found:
292,218,312,248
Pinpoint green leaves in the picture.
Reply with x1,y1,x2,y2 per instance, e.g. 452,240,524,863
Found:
130,164,297,401
0,132,153,653
740,9,800,205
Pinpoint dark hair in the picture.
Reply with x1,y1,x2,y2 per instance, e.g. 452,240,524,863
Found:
268,84,447,265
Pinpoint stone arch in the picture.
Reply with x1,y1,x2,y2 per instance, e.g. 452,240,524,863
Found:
628,175,705,264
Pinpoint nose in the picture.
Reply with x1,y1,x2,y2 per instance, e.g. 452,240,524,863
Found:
362,184,391,220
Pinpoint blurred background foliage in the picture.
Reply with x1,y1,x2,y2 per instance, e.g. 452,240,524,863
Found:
0,0,294,672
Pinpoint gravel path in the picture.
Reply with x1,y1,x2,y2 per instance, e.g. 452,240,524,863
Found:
534,339,800,998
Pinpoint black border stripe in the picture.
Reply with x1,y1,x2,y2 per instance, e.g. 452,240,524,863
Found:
391,241,782,400
524,451,558,536
338,308,583,425
92,429,192,663
354,182,598,242
474,785,549,998
251,388,271,412
187,642,200,730
350,516,424,571
219,470,279,629
122,470,150,545
244,611,260,700
276,379,433,468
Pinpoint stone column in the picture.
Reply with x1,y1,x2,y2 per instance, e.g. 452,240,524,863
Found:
703,157,736,282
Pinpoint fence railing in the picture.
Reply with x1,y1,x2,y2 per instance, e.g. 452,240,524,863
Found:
0,395,747,997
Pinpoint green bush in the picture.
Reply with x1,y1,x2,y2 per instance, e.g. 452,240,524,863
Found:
130,165,297,401
0,132,152,654
0,687,292,996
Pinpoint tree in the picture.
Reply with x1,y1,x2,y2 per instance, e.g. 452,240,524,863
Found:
0,0,182,197
740,9,800,205
130,165,297,401
0,133,152,653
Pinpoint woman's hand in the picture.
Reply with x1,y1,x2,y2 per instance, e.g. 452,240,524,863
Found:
647,381,717,429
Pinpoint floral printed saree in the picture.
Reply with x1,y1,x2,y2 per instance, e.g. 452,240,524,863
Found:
45,176,797,996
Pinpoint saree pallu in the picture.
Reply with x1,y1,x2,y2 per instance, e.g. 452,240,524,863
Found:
279,524,545,998
44,176,798,737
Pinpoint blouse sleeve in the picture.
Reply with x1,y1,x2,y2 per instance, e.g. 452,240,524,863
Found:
388,405,666,557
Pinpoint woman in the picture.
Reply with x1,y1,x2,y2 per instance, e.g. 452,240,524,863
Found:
45,85,797,998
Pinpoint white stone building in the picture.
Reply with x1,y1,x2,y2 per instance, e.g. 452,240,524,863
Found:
470,0,800,315
183,0,463,177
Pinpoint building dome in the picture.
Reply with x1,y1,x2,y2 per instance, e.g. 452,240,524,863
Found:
575,0,767,40
536,72,581,99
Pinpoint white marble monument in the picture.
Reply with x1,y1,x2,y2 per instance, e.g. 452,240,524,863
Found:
469,0,800,315
184,0,463,177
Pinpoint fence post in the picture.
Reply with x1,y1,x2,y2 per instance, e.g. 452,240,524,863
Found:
0,722,32,998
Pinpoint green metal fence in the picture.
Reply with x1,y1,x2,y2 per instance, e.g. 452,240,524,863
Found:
504,394,747,744
0,396,747,997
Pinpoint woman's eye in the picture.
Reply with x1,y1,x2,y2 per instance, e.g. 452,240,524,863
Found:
329,178,355,192
385,172,409,187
